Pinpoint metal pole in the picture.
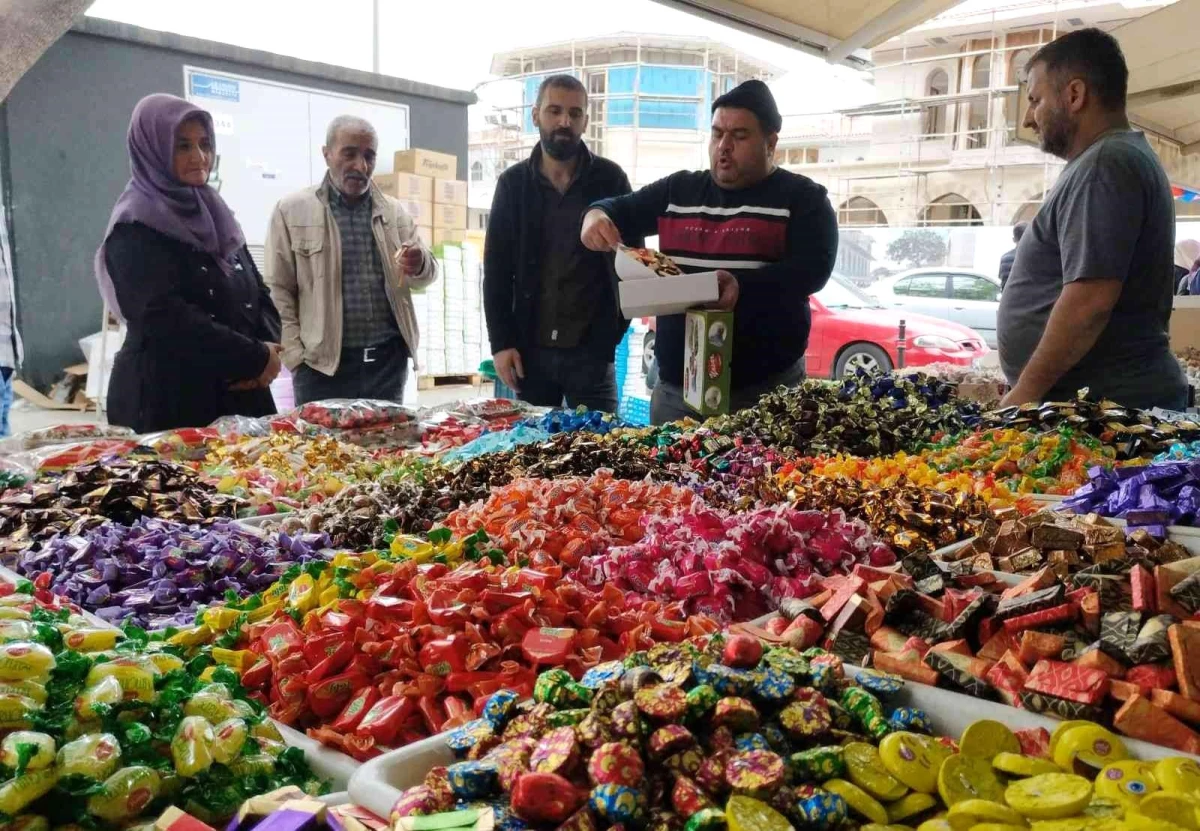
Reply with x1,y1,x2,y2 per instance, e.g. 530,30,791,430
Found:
897,319,907,369
372,0,380,74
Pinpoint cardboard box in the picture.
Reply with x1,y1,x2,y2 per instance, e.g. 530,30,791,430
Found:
373,171,433,203
1171,296,1200,351
617,273,719,318
434,228,468,246
682,309,733,416
415,226,433,248
396,200,434,226
432,178,468,206
394,148,457,180
430,203,468,229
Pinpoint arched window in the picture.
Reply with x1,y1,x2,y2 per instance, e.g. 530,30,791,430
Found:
839,197,888,227
967,53,992,149
919,193,983,226
923,69,949,138
470,160,483,182
1013,194,1043,224
1006,48,1035,141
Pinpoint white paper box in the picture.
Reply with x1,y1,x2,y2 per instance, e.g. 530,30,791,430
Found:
346,663,1198,820
618,274,719,318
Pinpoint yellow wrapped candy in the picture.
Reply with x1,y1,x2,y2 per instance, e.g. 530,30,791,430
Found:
228,754,275,777
0,682,46,706
0,815,50,831
0,610,31,622
0,769,58,816
75,676,124,719
210,718,247,765
201,608,242,632
170,716,214,778
62,718,101,742
145,652,185,675
0,623,34,644
0,733,55,771
182,685,236,723
86,661,157,703
56,734,121,781
167,626,213,649
61,629,119,653
286,574,318,614
0,644,55,682
0,696,38,731
87,767,161,822
210,649,255,673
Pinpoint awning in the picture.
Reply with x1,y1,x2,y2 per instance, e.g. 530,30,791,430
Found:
1,0,93,102
1112,0,1200,153
1175,185,1200,203
648,0,962,67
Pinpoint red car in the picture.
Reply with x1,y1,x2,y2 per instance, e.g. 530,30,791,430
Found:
641,275,989,384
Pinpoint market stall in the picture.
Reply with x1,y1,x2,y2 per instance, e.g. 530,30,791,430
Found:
3,377,1200,830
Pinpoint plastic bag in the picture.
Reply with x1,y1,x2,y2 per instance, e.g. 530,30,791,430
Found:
0,424,135,453
295,399,418,429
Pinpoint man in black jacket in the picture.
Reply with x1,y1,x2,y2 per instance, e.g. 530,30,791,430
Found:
998,222,1027,288
483,75,639,412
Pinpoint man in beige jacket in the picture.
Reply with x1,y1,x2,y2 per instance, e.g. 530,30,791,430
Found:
266,115,437,405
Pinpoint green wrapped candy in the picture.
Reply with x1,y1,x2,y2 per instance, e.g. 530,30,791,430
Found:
686,685,720,721
684,807,726,831
56,733,121,780
210,718,247,765
546,708,589,729
533,669,573,706
0,732,55,772
0,769,57,816
841,688,889,739
789,746,847,783
170,716,214,778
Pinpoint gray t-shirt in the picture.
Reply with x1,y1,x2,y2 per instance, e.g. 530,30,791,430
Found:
998,129,1186,409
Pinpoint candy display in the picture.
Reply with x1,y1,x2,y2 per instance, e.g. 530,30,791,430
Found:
0,423,137,451
981,395,1200,460
0,459,244,554
721,373,979,457
1062,461,1200,533
295,399,418,431
782,473,999,555
14,518,331,628
524,408,628,435
391,635,1199,831
941,509,1192,576
0,579,323,828
577,505,896,622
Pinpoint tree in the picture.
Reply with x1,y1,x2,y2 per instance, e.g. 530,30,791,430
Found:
886,230,947,268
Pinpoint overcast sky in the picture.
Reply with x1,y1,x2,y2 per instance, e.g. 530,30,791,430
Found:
84,0,877,116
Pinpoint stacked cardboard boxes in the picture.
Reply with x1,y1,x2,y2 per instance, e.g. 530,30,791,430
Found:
374,148,467,251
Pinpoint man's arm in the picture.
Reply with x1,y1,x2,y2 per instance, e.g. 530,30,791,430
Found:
586,174,675,245
482,174,519,355
1001,279,1123,405
733,192,837,296
263,204,304,371
397,210,438,290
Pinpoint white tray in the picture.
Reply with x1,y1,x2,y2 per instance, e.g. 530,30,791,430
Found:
347,664,1198,821
276,721,361,790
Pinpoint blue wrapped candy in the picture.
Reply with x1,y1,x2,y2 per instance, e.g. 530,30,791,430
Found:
694,661,752,696
482,690,520,731
581,661,625,689
525,407,628,435
889,706,933,734
446,719,494,757
446,760,500,799
752,666,796,704
798,790,849,830
855,669,904,696
589,784,648,825
735,733,771,752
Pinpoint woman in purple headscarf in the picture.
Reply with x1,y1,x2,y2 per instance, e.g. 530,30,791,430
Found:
97,94,282,431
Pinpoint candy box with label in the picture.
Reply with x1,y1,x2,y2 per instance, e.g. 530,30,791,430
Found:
683,309,733,416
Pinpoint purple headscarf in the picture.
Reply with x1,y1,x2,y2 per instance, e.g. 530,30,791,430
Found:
95,94,245,321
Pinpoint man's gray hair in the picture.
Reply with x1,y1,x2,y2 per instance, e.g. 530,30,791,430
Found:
325,115,378,147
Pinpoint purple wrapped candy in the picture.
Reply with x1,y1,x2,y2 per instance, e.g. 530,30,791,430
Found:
16,518,330,629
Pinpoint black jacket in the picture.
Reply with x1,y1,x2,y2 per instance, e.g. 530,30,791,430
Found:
105,221,281,432
998,247,1017,288
483,144,641,358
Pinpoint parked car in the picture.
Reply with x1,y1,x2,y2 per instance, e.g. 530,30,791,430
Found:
640,275,990,384
869,267,1002,347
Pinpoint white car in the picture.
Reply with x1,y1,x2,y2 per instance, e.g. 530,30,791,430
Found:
869,267,1002,348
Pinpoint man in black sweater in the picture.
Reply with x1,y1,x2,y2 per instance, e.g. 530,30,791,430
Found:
483,75,638,412
581,80,837,424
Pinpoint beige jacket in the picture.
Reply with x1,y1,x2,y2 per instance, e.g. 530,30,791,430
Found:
264,179,437,376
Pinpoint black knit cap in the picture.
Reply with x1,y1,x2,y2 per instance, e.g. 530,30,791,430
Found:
712,79,782,134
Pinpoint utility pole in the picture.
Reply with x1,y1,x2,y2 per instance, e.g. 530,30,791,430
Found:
372,0,380,73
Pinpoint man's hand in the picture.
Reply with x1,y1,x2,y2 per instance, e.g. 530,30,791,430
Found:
581,209,622,252
493,348,524,393
230,343,283,391
998,384,1036,408
710,270,739,311
396,244,424,277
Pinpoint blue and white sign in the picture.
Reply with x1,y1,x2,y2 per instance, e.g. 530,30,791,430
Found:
189,73,240,102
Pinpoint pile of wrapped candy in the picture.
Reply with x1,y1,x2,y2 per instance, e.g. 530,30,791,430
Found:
0,459,244,554
0,579,323,828
780,454,1024,506
1062,461,1200,534
720,373,979,457
392,635,1200,831
13,517,330,628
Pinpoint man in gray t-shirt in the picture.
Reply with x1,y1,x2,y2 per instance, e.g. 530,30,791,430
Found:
998,28,1187,410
